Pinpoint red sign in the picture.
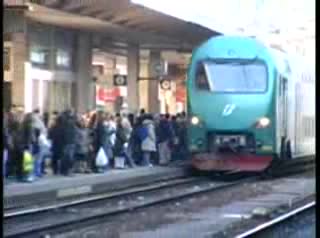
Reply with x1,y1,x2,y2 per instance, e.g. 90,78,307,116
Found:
104,88,119,102
176,87,186,102
97,87,105,102
96,86,120,103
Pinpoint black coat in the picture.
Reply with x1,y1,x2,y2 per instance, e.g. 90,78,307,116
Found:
113,126,128,156
157,120,174,143
62,118,77,145
49,124,64,157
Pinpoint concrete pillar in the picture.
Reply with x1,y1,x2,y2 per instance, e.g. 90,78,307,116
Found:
147,51,161,114
75,33,94,113
11,33,27,110
127,44,140,114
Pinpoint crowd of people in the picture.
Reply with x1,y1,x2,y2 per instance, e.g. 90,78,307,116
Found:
3,107,188,182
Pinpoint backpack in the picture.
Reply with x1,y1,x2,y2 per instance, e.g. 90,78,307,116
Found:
138,126,148,141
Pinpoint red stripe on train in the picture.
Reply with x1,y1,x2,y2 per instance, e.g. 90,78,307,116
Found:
191,153,273,172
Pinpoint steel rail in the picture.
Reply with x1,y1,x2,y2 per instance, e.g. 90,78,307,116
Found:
235,201,315,238
4,177,257,237
4,176,202,218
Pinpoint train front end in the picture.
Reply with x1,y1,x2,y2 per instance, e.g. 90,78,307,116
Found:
187,36,277,172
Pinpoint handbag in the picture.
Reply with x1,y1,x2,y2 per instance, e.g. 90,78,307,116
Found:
95,147,109,167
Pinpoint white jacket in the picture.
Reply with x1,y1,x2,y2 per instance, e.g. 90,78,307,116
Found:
32,114,47,135
108,121,117,146
141,119,157,152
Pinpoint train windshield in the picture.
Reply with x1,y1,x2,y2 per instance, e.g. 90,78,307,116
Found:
203,61,267,93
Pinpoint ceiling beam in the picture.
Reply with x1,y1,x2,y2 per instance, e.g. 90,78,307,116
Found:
39,0,62,7
61,0,97,11
96,6,132,20
108,8,143,24
78,7,105,16
76,0,126,16
94,1,130,19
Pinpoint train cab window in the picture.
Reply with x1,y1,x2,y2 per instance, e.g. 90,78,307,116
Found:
195,64,210,90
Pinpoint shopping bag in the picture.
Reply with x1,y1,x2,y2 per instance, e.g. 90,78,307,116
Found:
114,156,125,169
23,150,34,173
95,147,109,167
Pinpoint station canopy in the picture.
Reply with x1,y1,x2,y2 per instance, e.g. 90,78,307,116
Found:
19,0,221,52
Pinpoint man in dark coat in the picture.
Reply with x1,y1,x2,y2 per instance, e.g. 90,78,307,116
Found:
60,112,77,176
157,114,174,165
49,115,64,175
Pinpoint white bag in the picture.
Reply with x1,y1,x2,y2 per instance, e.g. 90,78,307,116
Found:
114,156,125,169
95,147,109,167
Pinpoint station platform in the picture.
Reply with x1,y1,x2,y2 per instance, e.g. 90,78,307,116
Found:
4,161,191,210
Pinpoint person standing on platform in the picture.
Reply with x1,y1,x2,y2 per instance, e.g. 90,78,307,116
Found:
95,111,107,154
74,117,91,173
49,115,64,175
103,113,117,166
170,115,180,161
43,111,50,129
94,112,115,170
139,108,146,118
108,115,117,151
114,116,131,168
130,116,143,165
87,112,97,171
32,109,47,136
128,113,135,128
141,114,157,167
3,113,12,181
7,111,22,179
60,111,77,176
157,114,174,165
31,110,50,177
122,115,136,167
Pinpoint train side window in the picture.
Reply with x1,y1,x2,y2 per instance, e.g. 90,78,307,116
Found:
195,63,210,90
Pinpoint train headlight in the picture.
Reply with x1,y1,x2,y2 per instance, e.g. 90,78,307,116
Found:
256,117,270,128
191,116,200,125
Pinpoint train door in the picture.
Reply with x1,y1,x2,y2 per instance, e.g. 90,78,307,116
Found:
279,75,289,158
280,76,289,137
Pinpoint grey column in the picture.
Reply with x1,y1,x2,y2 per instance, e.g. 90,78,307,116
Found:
127,44,140,114
12,33,27,109
148,51,161,114
75,33,94,113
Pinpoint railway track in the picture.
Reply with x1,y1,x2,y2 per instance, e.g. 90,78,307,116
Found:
235,201,315,238
4,176,201,217
5,157,314,238
264,156,315,178
4,175,257,238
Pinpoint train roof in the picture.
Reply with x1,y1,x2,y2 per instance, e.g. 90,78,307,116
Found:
269,48,314,77
194,36,314,79
268,48,291,76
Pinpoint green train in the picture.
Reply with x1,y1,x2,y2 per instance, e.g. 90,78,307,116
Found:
187,36,315,172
